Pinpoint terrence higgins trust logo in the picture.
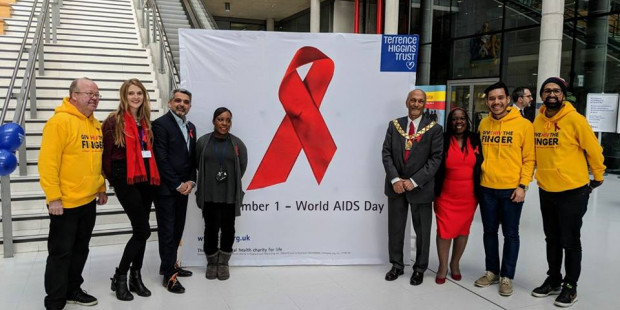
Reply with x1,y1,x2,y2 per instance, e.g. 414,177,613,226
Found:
248,46,337,190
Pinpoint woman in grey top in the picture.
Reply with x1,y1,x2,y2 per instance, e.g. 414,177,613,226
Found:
195,107,247,280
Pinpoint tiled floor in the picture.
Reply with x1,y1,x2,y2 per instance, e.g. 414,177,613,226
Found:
1,176,619,309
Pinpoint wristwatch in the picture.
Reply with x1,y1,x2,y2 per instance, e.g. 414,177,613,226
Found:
518,184,528,191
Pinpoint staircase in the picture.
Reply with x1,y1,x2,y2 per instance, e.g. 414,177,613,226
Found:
154,0,192,70
0,0,165,254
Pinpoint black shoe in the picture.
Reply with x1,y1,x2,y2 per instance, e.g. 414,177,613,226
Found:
410,271,424,286
554,283,577,307
163,273,185,294
159,264,193,277
175,266,193,277
129,269,152,297
111,268,134,301
385,267,404,281
66,289,98,306
531,277,562,298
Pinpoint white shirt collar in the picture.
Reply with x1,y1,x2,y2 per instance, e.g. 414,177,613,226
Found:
407,115,422,133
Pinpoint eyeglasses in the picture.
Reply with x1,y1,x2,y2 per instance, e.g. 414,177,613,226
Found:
542,88,562,95
75,92,102,99
172,97,191,105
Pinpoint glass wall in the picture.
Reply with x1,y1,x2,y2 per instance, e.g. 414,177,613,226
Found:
278,0,333,32
410,0,620,172
562,0,620,173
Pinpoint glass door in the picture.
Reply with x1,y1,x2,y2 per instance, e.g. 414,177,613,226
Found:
446,78,499,131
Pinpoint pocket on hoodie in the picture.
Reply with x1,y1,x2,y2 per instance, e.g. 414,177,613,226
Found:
67,175,104,198
535,168,569,188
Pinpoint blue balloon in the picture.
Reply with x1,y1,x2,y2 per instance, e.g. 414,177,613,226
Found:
0,149,18,176
0,123,25,152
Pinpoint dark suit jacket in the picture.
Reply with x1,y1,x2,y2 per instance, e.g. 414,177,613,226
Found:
382,114,443,203
523,106,535,123
434,132,483,200
152,111,197,196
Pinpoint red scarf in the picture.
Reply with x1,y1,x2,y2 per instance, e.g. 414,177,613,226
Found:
124,112,160,185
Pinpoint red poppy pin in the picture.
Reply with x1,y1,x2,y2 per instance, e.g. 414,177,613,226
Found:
189,129,194,139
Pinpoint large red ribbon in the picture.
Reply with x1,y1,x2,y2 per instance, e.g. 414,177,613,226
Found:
248,46,337,190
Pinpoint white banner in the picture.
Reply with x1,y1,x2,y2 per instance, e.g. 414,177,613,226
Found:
179,30,415,266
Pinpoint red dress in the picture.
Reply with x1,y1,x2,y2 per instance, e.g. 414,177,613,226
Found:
434,137,478,239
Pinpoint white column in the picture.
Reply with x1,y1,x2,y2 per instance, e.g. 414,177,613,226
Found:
266,18,275,31
333,0,354,33
384,0,399,34
310,0,320,32
536,0,565,101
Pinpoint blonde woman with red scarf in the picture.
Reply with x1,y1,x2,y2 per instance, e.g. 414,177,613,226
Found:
102,79,160,301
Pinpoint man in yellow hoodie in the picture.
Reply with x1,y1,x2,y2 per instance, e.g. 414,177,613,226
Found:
530,77,605,308
38,78,108,310
474,81,535,297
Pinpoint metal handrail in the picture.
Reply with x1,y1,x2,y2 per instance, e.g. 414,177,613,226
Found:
188,0,218,29
181,0,202,29
1,0,59,258
0,0,52,124
142,0,180,89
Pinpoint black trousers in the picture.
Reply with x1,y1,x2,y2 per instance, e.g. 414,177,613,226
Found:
154,193,188,279
539,185,590,287
387,195,432,272
202,202,236,255
44,200,96,310
110,161,154,274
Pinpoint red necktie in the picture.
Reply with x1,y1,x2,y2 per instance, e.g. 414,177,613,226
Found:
404,121,415,161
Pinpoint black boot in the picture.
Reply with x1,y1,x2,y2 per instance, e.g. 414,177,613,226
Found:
129,269,152,297
110,268,134,301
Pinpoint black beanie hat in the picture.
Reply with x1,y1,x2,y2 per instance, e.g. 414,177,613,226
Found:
540,77,567,96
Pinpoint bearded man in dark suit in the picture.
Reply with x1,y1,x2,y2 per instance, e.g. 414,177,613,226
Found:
152,89,197,294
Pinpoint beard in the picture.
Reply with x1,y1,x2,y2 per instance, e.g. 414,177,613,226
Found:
543,97,562,109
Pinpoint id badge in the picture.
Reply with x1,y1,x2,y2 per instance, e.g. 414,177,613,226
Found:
141,150,152,158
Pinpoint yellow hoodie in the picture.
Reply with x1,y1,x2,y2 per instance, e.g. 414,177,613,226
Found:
38,98,106,208
534,101,605,192
478,107,535,189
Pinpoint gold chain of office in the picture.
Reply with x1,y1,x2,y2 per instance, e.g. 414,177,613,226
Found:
392,119,437,140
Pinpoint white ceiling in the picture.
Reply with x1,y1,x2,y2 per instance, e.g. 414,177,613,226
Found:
204,0,311,21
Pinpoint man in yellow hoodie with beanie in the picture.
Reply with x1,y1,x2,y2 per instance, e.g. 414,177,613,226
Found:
530,77,605,308
39,78,108,310
474,81,535,297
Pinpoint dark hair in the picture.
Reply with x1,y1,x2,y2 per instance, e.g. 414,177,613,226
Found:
213,107,232,122
445,107,472,154
511,86,529,103
484,81,509,98
170,88,192,101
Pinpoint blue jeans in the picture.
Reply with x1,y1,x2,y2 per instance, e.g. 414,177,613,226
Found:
479,186,524,279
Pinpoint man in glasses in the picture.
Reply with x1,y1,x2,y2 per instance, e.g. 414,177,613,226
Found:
152,89,197,293
531,77,605,308
510,86,535,122
39,78,108,309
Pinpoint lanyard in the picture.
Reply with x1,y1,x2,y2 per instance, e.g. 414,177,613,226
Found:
137,125,147,150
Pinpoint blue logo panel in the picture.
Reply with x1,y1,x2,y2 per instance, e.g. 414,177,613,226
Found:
380,35,419,72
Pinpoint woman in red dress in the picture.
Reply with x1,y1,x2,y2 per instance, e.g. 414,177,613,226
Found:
434,108,483,284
